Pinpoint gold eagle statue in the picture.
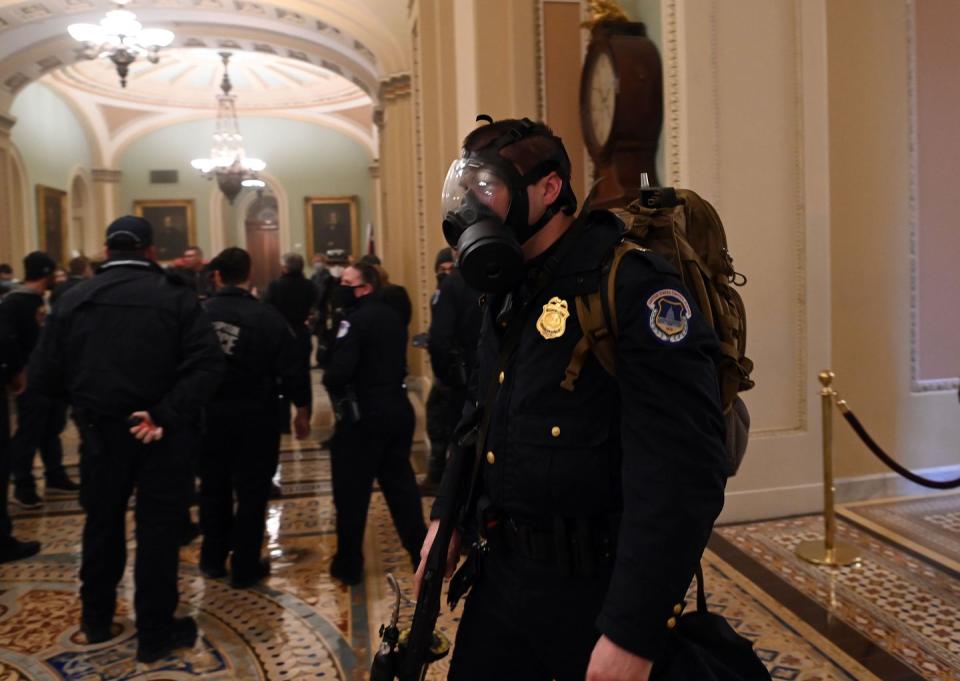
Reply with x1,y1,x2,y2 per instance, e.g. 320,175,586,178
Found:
582,0,630,29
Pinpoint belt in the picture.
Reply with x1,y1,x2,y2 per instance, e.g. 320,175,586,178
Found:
493,513,619,577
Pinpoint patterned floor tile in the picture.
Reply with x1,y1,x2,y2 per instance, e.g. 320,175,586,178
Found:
839,492,960,572
718,515,960,680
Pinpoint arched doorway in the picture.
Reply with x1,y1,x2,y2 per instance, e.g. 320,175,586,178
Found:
245,190,281,292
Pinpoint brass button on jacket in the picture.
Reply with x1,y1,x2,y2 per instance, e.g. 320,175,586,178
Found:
486,450,496,465
550,426,561,438
673,604,683,615
498,371,505,384
666,617,677,630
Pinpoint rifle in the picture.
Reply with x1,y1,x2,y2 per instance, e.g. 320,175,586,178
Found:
370,424,474,680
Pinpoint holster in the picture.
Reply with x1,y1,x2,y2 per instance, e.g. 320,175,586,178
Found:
333,386,361,424
446,496,495,609
73,412,107,459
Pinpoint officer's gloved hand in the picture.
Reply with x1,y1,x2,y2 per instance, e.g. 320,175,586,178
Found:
293,407,310,440
129,411,164,444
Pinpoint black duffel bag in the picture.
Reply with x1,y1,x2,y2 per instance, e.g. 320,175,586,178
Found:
651,566,772,681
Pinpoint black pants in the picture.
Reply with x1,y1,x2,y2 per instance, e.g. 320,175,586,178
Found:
424,383,465,483
279,329,313,432
198,410,280,577
329,397,426,573
77,416,193,647
10,389,68,490
448,543,613,681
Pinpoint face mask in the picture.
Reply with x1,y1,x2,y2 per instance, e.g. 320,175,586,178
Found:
442,192,523,295
336,284,360,310
436,272,449,287
329,265,345,279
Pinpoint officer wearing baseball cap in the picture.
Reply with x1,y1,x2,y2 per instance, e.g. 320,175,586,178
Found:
28,215,224,661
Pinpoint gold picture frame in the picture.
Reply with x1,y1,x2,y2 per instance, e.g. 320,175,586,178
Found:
133,199,196,262
36,185,68,264
305,195,360,260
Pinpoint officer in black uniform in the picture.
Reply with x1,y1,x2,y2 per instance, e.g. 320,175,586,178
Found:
417,119,728,680
29,216,224,662
2,251,78,508
0,314,40,563
314,249,348,369
322,263,427,585
264,252,317,431
199,248,311,587
421,248,482,494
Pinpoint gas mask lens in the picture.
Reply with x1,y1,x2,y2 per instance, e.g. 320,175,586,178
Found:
441,158,511,222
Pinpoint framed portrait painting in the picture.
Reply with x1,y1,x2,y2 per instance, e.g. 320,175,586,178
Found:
305,196,359,259
133,199,196,262
36,185,67,264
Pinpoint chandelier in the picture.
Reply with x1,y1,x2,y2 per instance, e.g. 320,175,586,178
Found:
67,0,174,88
190,52,266,204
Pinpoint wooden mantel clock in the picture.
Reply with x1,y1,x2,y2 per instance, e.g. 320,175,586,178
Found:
579,13,664,209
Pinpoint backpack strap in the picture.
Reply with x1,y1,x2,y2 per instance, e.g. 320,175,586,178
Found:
561,240,649,392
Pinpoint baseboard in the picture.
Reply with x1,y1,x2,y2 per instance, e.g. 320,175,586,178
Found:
718,482,823,524
835,464,960,504
714,465,960,524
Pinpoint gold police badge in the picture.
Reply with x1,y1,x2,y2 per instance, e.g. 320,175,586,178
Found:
537,297,570,340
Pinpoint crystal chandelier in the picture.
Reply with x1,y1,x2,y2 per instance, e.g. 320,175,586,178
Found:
190,52,266,204
67,0,174,88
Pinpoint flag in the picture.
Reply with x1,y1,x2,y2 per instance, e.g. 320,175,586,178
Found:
365,222,375,256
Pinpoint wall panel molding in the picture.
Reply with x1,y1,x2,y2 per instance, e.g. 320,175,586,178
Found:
907,0,959,393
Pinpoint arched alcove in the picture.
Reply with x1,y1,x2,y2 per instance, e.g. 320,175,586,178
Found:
69,168,94,257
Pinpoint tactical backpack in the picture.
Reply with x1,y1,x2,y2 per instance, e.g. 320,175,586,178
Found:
561,188,755,475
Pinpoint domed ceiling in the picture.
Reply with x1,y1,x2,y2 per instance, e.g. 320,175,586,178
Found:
49,47,371,112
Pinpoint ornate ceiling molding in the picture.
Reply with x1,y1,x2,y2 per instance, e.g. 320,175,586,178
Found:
0,0,414,111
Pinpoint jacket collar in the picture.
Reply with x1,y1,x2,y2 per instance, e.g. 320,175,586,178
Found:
214,286,255,299
526,209,624,278
98,256,163,274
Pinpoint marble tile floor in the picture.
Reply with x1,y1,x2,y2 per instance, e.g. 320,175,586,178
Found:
3,413,958,679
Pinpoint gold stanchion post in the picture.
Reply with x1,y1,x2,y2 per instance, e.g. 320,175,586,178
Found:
796,370,862,567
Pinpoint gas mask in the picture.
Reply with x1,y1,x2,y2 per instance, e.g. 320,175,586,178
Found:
440,118,577,294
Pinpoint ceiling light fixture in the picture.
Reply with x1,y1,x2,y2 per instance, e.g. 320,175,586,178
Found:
190,52,266,204
67,0,173,88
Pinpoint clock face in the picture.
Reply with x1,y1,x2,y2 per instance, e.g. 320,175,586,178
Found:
588,50,617,149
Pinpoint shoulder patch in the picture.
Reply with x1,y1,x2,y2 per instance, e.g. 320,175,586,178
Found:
336,320,351,339
646,289,692,343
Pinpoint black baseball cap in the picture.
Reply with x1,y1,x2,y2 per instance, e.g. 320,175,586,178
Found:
23,251,56,281
106,215,153,250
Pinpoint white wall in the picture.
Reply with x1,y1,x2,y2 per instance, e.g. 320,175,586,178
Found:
9,82,93,255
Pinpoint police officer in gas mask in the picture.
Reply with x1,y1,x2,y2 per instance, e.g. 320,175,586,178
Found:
417,118,728,680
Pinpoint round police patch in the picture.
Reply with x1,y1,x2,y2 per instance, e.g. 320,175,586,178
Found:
646,289,692,343
336,320,351,339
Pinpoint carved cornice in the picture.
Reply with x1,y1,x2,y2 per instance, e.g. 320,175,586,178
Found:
379,74,412,101
91,168,122,183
